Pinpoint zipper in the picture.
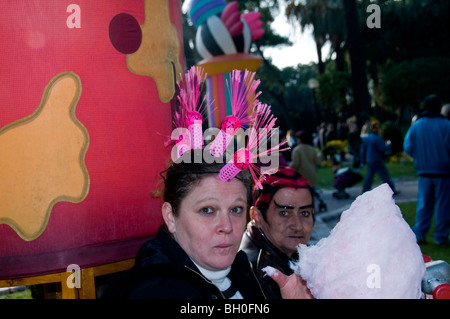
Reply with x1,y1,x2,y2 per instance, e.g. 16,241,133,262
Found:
184,265,226,299
248,258,268,299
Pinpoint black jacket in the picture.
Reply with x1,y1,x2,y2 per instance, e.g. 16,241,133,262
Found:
239,223,297,299
104,225,267,299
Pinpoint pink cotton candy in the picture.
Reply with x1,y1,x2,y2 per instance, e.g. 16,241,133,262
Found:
291,184,425,299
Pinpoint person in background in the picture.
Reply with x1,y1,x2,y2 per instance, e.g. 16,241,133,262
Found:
325,122,338,144
360,120,398,195
347,118,362,169
441,103,450,120
404,94,450,245
360,121,370,138
240,167,315,298
317,122,326,151
290,131,321,190
286,129,297,149
279,129,292,164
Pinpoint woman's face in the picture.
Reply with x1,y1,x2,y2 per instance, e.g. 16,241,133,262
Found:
253,188,314,257
163,175,247,271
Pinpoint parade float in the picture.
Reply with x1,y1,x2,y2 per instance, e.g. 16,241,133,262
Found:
0,0,183,298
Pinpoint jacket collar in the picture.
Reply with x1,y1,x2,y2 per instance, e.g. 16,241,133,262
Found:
143,225,253,276
156,224,200,273
419,110,445,119
246,223,297,266
136,224,267,299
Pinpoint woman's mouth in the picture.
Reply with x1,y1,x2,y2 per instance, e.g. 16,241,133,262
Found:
215,243,233,249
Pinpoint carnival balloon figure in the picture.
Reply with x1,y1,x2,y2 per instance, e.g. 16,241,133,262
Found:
189,0,265,59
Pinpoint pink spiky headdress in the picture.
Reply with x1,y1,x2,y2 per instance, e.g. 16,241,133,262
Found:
170,67,288,189
173,66,211,159
209,69,260,156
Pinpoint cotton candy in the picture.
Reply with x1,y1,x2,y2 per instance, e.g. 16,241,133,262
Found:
291,184,425,299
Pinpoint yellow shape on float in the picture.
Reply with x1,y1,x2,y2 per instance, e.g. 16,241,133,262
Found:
0,71,90,241
127,0,182,103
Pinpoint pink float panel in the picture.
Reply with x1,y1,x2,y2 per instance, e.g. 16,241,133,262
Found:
0,0,184,278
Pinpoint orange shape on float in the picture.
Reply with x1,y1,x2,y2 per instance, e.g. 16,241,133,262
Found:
126,0,182,103
0,72,90,241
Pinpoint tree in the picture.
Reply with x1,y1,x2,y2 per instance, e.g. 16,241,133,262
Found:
236,0,297,131
381,57,450,119
317,70,350,120
285,0,347,74
285,0,326,74
361,0,450,121
342,0,370,126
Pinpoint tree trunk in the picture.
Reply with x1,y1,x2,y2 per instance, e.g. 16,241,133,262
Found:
334,41,345,72
316,40,325,75
342,0,371,126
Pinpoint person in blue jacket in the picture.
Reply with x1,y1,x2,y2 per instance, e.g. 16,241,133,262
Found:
404,94,450,245
360,120,397,194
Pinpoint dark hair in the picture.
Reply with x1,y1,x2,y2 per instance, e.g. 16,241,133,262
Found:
161,150,253,215
252,166,314,221
295,130,313,146
423,94,442,113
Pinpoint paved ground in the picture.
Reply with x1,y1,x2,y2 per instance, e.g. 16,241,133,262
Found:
309,179,418,245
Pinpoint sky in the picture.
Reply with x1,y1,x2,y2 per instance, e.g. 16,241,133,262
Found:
264,10,331,69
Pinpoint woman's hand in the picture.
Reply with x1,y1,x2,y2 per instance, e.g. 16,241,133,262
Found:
263,266,314,299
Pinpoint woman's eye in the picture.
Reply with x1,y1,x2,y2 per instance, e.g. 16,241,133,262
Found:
230,207,244,214
199,207,214,215
279,210,289,217
301,209,313,217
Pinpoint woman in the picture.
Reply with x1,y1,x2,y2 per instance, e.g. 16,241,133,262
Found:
104,150,268,299
290,131,321,189
240,167,315,299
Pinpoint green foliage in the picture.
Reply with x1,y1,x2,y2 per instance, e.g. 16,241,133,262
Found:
362,0,450,64
399,202,450,263
381,57,450,112
317,71,350,114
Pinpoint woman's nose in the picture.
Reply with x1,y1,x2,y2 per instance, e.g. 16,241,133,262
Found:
290,213,304,231
217,212,233,234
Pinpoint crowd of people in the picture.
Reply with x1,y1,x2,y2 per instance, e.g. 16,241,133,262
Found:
281,94,450,246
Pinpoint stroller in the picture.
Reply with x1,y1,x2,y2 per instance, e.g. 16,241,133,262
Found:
332,167,363,199
313,189,328,212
